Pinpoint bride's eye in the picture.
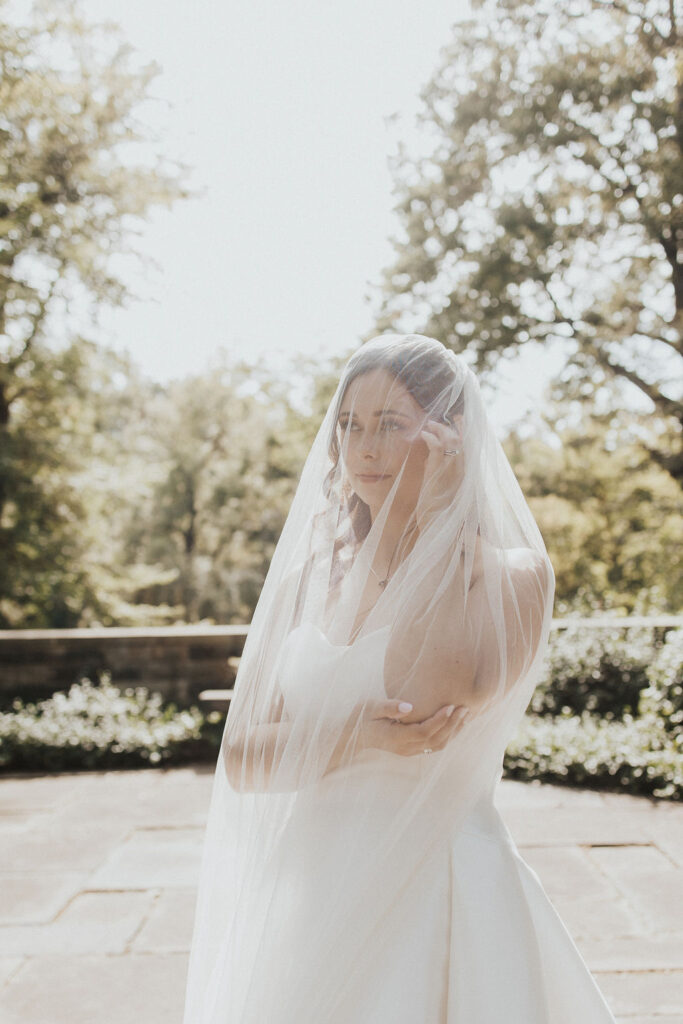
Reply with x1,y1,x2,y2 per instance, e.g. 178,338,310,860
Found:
380,419,402,432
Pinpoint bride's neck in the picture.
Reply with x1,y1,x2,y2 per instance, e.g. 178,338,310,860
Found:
370,503,418,565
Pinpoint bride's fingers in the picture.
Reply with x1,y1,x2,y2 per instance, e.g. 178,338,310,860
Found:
432,423,462,454
429,706,470,747
419,427,441,451
420,422,461,460
417,704,467,741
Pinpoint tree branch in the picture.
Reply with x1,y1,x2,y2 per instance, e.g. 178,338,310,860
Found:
588,343,683,423
6,277,59,373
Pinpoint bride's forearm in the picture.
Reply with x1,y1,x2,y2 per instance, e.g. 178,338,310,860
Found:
224,722,298,792
224,716,364,792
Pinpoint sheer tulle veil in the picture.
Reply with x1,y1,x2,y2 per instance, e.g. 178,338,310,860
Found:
182,333,555,1023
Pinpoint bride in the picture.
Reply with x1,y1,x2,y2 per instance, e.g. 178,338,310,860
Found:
182,334,617,1023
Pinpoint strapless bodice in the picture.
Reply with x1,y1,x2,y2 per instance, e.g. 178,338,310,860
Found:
277,619,510,846
278,620,391,723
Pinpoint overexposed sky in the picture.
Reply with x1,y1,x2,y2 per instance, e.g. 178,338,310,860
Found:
46,0,557,427
80,0,465,368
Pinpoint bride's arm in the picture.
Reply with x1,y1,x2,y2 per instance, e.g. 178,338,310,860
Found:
223,717,353,793
223,698,412,792
223,693,471,791
385,547,552,722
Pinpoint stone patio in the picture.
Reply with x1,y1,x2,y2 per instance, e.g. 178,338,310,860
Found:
1,766,681,1023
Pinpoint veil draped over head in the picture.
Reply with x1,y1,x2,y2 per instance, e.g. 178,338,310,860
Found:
182,334,555,1024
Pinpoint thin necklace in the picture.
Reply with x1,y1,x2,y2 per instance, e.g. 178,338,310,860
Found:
369,519,418,588
349,520,419,643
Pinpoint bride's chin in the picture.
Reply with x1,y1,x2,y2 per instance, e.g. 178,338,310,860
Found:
352,475,390,494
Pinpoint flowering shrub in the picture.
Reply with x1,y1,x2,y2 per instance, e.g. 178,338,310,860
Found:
505,707,682,800
0,674,214,771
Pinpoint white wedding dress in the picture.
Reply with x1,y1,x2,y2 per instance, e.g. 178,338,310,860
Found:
243,620,619,1024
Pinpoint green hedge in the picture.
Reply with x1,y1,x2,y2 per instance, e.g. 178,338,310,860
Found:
505,707,682,800
645,627,683,733
532,626,655,718
1,627,681,799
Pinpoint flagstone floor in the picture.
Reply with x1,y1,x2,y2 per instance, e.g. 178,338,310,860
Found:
1,765,681,1024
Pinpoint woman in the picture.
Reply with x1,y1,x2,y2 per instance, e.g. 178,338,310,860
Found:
182,334,617,1023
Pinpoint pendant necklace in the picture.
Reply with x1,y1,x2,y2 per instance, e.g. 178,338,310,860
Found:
369,520,418,588
349,522,418,643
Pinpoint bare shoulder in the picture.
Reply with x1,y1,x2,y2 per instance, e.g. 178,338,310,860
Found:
459,538,546,594
476,542,553,605
504,546,547,573
501,547,554,615
476,539,545,573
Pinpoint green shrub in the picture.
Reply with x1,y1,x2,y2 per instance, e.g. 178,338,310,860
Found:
0,674,215,772
643,627,683,734
3,640,682,802
505,707,682,800
531,625,657,718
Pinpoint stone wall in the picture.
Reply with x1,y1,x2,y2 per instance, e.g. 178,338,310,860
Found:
3,615,681,711
0,626,248,708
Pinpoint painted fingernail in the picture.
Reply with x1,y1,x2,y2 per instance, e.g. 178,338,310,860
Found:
398,702,413,713
446,705,456,717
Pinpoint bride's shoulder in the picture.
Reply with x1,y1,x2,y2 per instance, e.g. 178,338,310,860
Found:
477,539,550,581
497,546,554,611
504,546,546,571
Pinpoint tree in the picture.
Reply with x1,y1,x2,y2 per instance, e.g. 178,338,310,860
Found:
506,407,683,613
0,0,188,625
373,0,682,483
124,360,320,625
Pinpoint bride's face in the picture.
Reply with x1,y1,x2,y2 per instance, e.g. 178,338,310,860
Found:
336,368,429,513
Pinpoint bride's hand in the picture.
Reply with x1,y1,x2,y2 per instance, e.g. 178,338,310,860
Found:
364,699,470,757
414,418,464,533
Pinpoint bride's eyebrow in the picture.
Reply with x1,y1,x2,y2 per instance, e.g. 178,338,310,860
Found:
338,409,411,420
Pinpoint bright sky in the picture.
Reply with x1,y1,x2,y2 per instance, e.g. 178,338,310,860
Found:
68,0,556,428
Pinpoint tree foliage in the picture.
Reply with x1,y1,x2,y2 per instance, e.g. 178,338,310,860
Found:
0,0,188,624
506,407,683,613
374,0,682,482
120,364,303,624
122,351,346,625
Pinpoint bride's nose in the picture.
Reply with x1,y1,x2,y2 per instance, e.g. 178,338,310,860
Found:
359,429,381,457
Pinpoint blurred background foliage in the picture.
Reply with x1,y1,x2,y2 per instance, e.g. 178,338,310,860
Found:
0,0,681,628
373,0,682,484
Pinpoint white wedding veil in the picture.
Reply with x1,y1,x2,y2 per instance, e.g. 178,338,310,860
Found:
182,333,554,1023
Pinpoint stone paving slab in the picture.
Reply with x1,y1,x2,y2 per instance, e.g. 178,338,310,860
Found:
131,889,199,954
0,871,89,926
597,971,683,1017
88,826,203,890
0,766,681,1024
0,952,188,1024
588,845,683,933
0,957,23,987
624,1018,683,1024
0,891,156,956
575,935,683,972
